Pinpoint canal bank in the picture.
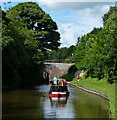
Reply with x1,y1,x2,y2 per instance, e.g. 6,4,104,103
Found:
68,82,109,100
70,77,115,119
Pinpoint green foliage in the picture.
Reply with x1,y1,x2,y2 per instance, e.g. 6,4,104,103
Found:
46,45,75,63
74,6,117,83
61,74,74,81
6,2,60,51
61,65,78,81
2,2,60,89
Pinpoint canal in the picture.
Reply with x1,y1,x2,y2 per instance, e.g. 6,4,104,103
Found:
2,85,110,118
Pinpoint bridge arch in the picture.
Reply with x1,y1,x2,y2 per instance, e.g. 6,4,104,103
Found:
43,63,74,81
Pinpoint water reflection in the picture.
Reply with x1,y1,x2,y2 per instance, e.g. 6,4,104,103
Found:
49,96,68,107
2,85,109,119
42,92,75,118
69,85,109,118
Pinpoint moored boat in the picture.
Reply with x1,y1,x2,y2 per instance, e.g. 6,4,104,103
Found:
49,79,69,98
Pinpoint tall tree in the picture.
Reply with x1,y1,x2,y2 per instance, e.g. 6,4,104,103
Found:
2,10,24,87
6,2,60,52
74,6,117,83
2,2,61,88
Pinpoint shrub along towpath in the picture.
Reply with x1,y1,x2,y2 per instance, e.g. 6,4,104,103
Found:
71,77,115,119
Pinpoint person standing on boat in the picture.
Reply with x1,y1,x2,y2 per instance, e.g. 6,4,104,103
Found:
53,76,57,85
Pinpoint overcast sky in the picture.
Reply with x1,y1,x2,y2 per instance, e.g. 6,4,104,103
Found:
2,0,115,47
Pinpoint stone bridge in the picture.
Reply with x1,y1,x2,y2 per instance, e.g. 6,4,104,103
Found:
43,63,74,82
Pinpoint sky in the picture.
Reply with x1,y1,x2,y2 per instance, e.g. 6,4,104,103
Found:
2,0,116,47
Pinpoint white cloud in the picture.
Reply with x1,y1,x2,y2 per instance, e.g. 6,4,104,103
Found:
36,1,114,11
2,0,37,2
3,1,113,48
77,4,110,16
36,1,114,48
37,0,115,3
56,4,111,47
57,22,94,47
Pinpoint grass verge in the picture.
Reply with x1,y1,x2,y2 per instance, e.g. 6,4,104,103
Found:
71,77,115,119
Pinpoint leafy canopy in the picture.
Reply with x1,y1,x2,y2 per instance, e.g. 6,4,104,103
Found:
74,6,117,83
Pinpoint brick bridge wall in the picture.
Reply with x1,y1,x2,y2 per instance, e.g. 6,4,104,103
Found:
43,63,74,80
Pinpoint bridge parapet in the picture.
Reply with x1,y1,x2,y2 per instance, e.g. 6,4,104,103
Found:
43,63,74,80
44,59,74,63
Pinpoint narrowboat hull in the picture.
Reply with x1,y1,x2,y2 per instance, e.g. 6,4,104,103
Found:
49,85,69,98
49,91,69,98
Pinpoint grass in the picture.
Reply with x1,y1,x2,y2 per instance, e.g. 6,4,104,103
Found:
71,77,115,119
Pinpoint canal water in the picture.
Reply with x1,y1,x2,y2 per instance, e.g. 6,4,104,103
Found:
2,85,110,119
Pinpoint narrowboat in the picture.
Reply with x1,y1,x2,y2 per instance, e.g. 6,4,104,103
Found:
49,79,69,98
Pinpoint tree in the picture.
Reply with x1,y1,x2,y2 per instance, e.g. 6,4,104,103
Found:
6,2,60,52
2,10,24,87
45,45,75,63
2,2,61,89
74,6,117,83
